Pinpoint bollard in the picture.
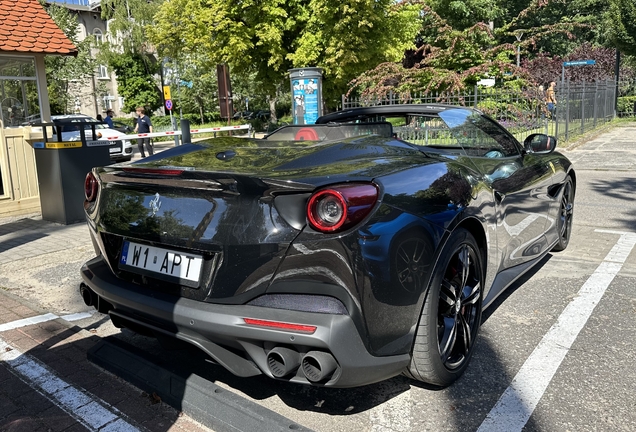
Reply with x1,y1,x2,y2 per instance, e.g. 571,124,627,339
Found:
180,119,191,145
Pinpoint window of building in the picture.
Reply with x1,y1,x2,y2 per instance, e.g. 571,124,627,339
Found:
93,28,104,45
0,56,39,128
98,64,109,79
0,55,41,199
102,94,114,110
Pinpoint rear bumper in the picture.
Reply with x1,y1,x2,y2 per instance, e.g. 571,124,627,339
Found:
81,256,410,387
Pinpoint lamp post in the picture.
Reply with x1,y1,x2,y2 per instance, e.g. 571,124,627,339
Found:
514,32,524,67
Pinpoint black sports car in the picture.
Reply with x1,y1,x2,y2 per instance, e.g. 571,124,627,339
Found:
80,104,575,388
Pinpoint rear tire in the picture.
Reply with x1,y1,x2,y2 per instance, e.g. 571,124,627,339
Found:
404,228,483,387
552,176,574,252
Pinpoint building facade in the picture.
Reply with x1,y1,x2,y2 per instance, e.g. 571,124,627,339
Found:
47,0,124,118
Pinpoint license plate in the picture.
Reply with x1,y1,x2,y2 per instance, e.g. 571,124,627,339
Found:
120,241,203,283
86,140,112,147
109,147,120,153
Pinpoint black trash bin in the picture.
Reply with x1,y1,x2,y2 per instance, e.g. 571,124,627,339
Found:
29,119,112,225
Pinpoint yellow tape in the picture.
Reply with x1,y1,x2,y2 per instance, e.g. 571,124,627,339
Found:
45,142,83,149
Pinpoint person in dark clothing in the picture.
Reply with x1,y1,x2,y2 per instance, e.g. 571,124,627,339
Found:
134,106,153,157
104,109,114,129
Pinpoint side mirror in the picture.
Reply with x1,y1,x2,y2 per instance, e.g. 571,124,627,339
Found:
524,133,557,154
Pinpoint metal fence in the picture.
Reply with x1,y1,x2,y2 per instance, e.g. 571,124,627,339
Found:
342,79,633,143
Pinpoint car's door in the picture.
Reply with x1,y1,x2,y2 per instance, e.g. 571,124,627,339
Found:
439,110,555,269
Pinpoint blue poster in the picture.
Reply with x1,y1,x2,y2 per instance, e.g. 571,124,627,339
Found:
292,79,319,125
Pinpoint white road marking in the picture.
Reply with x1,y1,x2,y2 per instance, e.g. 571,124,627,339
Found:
0,310,95,333
0,313,59,332
61,311,96,322
478,230,636,432
0,337,139,431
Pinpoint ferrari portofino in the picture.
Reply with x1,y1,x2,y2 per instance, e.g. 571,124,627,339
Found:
80,105,575,387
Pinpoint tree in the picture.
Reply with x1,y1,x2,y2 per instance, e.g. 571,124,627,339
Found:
148,0,421,114
99,0,163,113
606,0,636,56
41,2,97,114
350,6,525,98
426,0,504,30
348,0,609,98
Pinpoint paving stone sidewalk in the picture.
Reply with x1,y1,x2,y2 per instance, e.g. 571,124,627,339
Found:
0,286,210,432
0,214,91,266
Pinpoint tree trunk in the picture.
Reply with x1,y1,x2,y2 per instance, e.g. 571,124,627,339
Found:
198,98,205,125
268,96,277,124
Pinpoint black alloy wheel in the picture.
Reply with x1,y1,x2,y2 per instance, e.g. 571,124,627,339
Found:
404,228,483,387
437,242,482,370
395,238,428,293
552,176,574,252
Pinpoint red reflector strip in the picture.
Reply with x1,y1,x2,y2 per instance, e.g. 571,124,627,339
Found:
243,318,317,334
122,168,184,176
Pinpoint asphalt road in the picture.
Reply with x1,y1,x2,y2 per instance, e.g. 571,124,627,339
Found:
1,122,635,432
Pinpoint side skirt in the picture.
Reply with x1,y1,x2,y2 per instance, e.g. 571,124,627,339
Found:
483,238,558,310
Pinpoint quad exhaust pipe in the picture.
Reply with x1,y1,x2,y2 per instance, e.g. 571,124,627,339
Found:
266,348,339,382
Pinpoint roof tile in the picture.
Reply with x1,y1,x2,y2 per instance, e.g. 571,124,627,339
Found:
0,0,77,56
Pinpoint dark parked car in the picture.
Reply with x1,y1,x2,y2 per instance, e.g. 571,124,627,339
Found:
110,120,133,134
80,105,575,388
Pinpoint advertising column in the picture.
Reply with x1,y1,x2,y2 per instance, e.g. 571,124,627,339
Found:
288,68,323,125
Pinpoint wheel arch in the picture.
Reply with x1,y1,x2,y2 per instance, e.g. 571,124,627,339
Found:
454,217,488,277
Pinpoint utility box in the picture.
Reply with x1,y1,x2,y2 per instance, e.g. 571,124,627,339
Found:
28,119,111,225
288,68,323,125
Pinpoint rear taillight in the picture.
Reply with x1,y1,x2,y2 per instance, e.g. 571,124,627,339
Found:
85,172,98,202
307,183,378,233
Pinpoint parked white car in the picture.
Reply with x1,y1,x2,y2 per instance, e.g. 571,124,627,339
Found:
51,114,133,162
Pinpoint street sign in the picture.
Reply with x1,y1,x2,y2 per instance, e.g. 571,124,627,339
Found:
563,60,596,67
165,99,173,110
561,59,597,84
163,86,172,100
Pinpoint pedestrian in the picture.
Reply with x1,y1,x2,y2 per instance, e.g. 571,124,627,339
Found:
104,109,114,129
545,81,557,120
133,106,153,157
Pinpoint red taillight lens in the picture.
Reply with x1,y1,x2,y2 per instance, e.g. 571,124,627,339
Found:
84,172,98,202
307,183,378,233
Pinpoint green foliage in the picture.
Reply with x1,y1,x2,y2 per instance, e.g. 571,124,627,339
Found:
109,54,161,113
348,0,622,99
41,2,97,114
148,0,421,109
617,96,636,115
606,0,636,56
350,7,531,97
427,0,504,30
100,0,162,55
98,0,163,114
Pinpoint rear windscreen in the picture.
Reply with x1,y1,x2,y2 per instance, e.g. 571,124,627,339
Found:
264,123,393,141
